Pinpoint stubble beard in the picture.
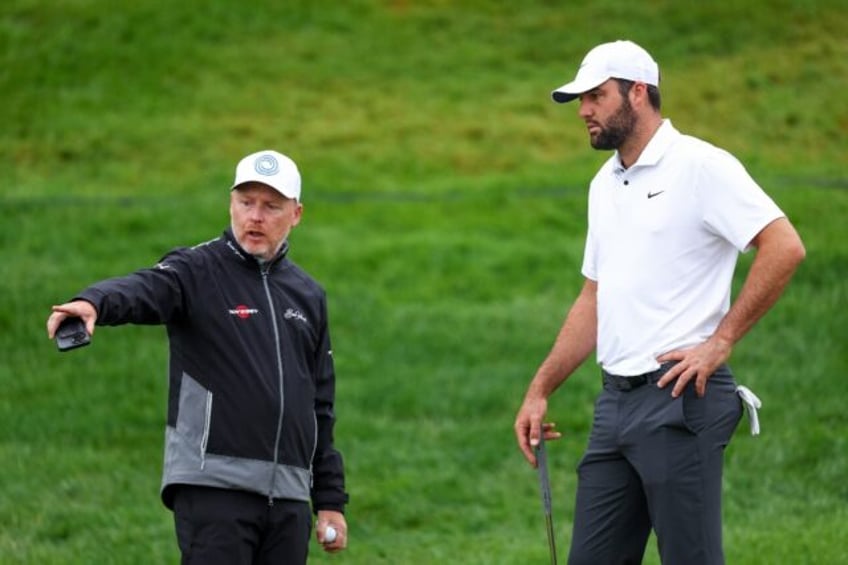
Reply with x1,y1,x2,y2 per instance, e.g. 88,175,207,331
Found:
232,223,286,264
590,98,637,151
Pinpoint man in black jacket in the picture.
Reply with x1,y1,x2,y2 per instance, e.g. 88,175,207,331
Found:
47,150,348,564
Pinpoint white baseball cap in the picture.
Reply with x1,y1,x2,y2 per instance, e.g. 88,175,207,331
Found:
551,40,659,103
231,150,301,202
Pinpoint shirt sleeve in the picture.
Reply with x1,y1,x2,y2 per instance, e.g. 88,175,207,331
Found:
581,174,601,281
580,227,598,281
697,148,785,252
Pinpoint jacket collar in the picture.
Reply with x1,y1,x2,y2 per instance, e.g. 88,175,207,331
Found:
223,228,289,270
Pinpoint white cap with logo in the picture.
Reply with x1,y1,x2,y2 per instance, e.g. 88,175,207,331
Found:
231,150,302,202
551,40,659,104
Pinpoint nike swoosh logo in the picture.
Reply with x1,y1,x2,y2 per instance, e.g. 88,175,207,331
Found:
647,191,665,199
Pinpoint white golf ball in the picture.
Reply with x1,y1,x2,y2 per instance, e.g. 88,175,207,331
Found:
324,525,337,543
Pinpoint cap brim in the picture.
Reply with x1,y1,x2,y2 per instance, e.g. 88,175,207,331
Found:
551,90,579,103
551,75,609,104
231,179,299,201
231,179,275,192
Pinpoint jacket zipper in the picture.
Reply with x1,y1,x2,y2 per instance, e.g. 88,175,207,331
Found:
199,390,213,470
261,266,286,506
310,412,318,487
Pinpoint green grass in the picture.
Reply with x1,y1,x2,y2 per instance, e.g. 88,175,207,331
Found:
2,1,847,563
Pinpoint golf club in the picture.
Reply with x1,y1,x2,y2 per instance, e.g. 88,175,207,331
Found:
535,435,558,565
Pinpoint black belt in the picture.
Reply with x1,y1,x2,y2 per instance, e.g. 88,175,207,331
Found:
602,362,678,392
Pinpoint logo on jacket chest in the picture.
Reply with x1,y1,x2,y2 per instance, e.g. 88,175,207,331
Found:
284,308,308,325
229,304,260,319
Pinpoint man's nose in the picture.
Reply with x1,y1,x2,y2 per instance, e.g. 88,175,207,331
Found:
578,99,591,119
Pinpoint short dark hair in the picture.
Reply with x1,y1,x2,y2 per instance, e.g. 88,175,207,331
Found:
616,79,661,111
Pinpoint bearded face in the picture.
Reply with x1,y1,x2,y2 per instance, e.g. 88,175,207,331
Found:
589,94,637,151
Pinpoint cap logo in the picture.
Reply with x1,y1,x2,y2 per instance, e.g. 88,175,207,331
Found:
254,154,279,176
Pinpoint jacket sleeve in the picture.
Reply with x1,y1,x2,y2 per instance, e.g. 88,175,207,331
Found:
310,294,349,513
74,248,193,326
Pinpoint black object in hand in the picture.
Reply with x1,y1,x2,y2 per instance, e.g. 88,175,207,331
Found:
55,317,91,352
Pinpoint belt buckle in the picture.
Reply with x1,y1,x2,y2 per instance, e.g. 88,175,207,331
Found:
603,370,651,392
619,373,647,391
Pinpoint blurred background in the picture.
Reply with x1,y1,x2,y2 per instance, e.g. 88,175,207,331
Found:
1,1,846,563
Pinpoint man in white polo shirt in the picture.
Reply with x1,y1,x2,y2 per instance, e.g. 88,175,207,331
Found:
514,40,805,564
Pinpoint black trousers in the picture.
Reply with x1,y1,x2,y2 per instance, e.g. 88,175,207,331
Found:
568,365,743,565
173,485,312,565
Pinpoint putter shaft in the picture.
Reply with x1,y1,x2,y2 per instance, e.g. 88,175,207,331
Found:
536,437,558,565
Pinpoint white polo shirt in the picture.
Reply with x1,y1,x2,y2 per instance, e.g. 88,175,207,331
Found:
582,120,784,376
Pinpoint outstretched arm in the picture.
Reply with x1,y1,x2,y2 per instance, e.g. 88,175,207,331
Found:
658,217,806,397
514,278,597,466
46,249,195,344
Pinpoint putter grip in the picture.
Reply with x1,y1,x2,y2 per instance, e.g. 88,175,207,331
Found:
536,439,553,513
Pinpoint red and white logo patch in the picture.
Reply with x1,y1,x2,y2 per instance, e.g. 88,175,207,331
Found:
229,305,259,319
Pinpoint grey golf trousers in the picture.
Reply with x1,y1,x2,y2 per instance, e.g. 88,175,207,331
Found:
568,364,743,565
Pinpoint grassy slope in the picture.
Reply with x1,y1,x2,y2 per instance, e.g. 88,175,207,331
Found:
1,1,846,563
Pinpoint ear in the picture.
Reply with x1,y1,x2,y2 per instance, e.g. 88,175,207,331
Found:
630,82,650,107
229,191,238,216
291,203,304,227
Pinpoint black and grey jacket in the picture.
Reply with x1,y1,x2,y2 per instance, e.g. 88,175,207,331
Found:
75,229,348,512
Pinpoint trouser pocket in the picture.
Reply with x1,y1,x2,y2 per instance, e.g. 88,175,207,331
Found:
680,367,742,441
